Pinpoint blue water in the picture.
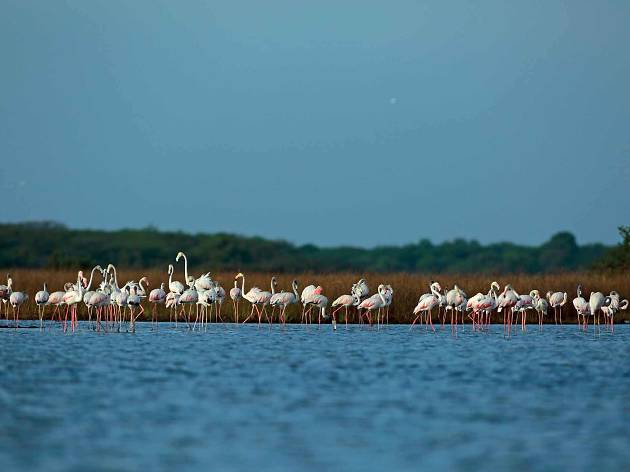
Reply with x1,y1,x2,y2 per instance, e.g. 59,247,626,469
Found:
1,322,629,472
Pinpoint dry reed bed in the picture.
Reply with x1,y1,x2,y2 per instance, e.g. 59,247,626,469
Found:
2,269,630,323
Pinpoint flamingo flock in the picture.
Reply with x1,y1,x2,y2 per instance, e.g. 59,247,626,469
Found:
0,253,627,335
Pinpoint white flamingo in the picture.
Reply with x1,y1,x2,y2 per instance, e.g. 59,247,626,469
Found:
168,264,185,295
214,282,226,322
179,278,199,327
589,290,606,328
34,283,50,328
0,274,13,319
229,279,242,323
529,290,549,328
602,294,628,332
310,293,330,328
446,284,467,329
573,285,589,328
127,285,145,333
9,283,28,328
546,291,568,324
358,285,387,326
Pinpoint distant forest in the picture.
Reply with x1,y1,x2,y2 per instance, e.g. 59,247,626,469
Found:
0,222,622,274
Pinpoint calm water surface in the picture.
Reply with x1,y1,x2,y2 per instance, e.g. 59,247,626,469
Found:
1,322,629,471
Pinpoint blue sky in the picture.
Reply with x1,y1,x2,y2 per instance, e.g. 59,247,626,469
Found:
1,1,629,247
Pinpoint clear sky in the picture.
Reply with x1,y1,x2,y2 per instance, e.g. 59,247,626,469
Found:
1,1,629,247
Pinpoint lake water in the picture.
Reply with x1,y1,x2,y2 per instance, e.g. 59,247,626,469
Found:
1,322,629,471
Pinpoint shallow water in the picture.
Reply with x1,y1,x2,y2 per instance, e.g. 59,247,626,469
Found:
1,322,629,472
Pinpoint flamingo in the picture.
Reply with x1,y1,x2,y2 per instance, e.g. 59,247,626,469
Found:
497,284,519,335
9,287,28,328
61,265,102,332
529,290,549,328
0,274,12,319
446,284,467,330
331,293,358,327
83,267,107,323
380,285,394,325
195,289,216,329
34,283,50,328
127,285,145,333
88,289,111,332
214,282,226,322
135,276,150,298
589,291,606,328
165,292,181,323
270,280,300,325
358,285,386,326
514,293,535,331
573,285,589,328
229,279,242,323
176,251,205,292
546,291,568,324
168,264,185,295
179,278,199,327
602,295,628,332
411,281,442,331
243,277,276,325
148,282,167,328
476,282,500,328
300,284,323,323
310,293,330,328
48,289,66,325
195,272,214,292
352,279,370,302
61,276,85,333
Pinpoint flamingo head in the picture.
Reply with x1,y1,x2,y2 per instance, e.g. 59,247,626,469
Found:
176,251,185,262
235,272,244,280
491,281,500,292
140,276,149,286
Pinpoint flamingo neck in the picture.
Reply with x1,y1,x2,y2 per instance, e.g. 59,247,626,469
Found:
182,254,190,284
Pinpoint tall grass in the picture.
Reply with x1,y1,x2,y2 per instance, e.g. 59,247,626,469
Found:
2,269,629,323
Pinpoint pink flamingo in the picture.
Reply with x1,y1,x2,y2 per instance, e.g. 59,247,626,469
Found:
331,293,358,327
300,284,323,323
148,282,167,328
358,285,386,326
497,284,519,336
411,281,442,331
270,280,300,325
243,277,276,325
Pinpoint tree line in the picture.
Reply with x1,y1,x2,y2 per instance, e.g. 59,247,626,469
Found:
0,221,622,274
